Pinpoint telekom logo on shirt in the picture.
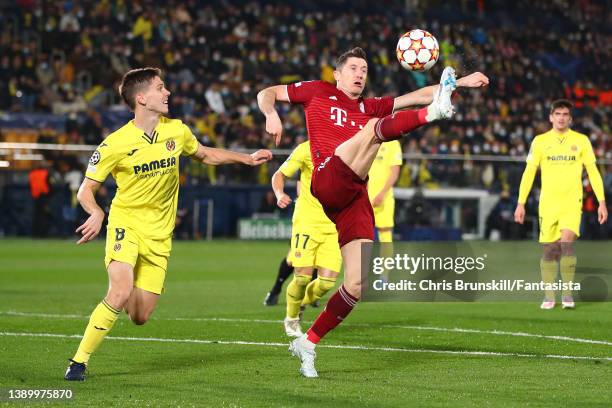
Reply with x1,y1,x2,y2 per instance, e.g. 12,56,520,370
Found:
330,107,348,127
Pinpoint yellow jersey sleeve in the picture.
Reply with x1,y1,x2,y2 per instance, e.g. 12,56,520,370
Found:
85,141,121,183
280,143,307,178
517,136,543,204
580,135,597,165
517,164,537,204
580,134,604,202
525,137,542,167
181,124,199,156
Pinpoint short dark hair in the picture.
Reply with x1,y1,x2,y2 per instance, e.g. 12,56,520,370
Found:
335,47,367,70
119,67,162,110
550,99,573,114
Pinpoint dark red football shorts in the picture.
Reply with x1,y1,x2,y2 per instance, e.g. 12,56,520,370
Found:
311,155,374,247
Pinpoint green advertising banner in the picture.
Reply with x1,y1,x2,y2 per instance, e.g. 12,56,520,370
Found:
238,219,292,240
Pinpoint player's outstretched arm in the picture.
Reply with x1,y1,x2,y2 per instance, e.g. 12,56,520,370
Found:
257,85,289,146
456,72,490,88
75,178,105,244
193,144,272,166
271,170,292,209
584,162,608,224
393,72,489,111
514,163,538,224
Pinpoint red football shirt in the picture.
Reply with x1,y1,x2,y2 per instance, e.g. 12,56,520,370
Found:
286,80,394,167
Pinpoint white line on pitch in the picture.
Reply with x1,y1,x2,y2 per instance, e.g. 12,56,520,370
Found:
2,310,611,347
1,331,610,362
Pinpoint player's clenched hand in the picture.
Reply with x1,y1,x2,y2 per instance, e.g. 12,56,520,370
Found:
276,193,292,209
598,202,608,224
457,72,489,88
265,112,283,146
514,204,525,224
76,209,105,244
249,149,273,166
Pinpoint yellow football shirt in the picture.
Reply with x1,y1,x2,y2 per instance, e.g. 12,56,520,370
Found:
86,116,199,239
368,140,403,201
525,129,596,212
279,141,335,233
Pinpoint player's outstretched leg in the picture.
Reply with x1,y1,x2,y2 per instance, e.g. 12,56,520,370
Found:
336,67,457,180
429,66,457,120
289,281,360,378
373,66,456,143
289,240,369,377
65,298,121,381
65,262,160,380
65,260,133,381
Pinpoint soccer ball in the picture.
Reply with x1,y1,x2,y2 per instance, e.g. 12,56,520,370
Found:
396,29,440,71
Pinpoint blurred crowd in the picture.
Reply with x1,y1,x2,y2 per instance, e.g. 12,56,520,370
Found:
0,0,610,191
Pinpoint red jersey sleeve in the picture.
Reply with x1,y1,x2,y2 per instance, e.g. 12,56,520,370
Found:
286,80,325,107
363,96,395,117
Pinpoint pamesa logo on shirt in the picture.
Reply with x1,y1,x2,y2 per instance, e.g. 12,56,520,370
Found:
546,155,576,162
133,156,177,176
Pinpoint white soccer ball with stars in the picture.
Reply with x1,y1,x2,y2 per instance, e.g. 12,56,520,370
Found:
396,29,440,71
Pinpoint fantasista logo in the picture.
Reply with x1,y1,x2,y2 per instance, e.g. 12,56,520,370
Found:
133,157,177,178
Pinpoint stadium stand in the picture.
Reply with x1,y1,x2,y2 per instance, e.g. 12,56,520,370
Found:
0,0,610,236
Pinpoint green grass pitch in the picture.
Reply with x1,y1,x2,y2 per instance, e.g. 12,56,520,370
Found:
0,239,611,407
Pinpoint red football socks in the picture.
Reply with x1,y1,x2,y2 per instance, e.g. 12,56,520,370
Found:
374,107,429,142
306,285,358,344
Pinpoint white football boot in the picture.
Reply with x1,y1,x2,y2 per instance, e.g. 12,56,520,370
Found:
426,66,457,121
284,317,303,337
540,299,555,310
289,334,318,378
561,296,575,309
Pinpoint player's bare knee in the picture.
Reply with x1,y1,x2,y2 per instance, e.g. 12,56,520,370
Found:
560,242,575,257
106,287,132,309
340,118,380,149
554,243,563,260
542,243,561,261
361,118,382,144
365,118,380,132
541,244,551,260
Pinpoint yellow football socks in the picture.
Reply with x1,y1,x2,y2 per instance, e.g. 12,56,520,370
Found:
302,276,337,306
72,299,119,364
560,256,577,297
540,259,558,300
286,274,311,319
